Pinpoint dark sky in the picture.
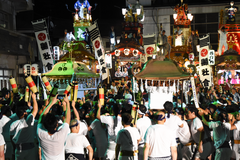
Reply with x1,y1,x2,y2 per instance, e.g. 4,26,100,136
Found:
32,0,126,41
17,0,237,45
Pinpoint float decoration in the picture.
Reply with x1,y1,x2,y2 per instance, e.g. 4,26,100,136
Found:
43,59,99,81
135,55,190,109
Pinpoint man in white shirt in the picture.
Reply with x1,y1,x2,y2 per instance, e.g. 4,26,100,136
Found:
37,94,71,160
218,25,228,55
110,82,118,96
115,113,140,160
0,105,18,159
10,93,38,160
136,105,151,160
65,119,93,160
229,111,240,160
144,111,177,160
187,107,214,160
97,101,123,160
0,133,5,160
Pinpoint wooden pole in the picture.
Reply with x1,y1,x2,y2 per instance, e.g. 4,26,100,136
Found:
181,80,183,108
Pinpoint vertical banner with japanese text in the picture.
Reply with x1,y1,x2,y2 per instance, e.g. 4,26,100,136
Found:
88,23,108,80
190,77,200,108
199,34,212,88
32,19,54,72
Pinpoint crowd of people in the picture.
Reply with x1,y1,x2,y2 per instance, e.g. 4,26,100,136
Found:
1,79,240,160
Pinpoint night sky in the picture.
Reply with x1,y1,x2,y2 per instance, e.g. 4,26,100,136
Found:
32,0,125,43
16,0,235,45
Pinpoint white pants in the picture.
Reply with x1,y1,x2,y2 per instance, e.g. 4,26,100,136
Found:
219,40,228,55
105,142,116,160
231,143,240,160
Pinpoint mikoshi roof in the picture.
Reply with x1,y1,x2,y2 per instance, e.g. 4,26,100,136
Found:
43,59,99,80
135,58,190,80
216,48,240,65
59,42,95,61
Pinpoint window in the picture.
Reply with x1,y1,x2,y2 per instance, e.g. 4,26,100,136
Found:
0,69,13,90
0,12,8,29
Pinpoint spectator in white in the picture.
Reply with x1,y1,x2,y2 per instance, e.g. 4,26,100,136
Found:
124,89,132,100
122,67,128,78
65,119,93,160
0,133,5,160
136,105,151,160
0,105,17,159
9,93,38,159
230,110,240,160
202,109,232,160
175,108,193,160
115,67,122,78
163,101,183,160
110,82,118,96
37,94,71,160
231,88,240,103
89,107,108,160
218,25,228,55
144,111,177,160
115,113,140,160
97,101,123,160
187,107,214,160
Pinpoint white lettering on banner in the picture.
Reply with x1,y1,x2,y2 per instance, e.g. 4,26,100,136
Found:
23,64,31,77
190,77,199,108
88,23,108,80
208,50,215,65
32,19,54,72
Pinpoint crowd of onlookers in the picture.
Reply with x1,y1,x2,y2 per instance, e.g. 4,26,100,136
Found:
1,80,240,160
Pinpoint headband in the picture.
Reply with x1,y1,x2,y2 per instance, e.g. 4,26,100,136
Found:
137,109,145,115
70,121,79,128
156,114,165,121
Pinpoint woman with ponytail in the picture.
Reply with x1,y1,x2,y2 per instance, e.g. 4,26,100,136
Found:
163,101,184,160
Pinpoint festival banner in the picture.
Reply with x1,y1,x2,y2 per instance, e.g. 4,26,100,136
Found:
105,54,112,69
88,23,107,80
190,77,199,108
227,32,240,54
32,19,54,72
74,26,87,41
143,34,155,56
208,50,215,65
199,65,212,89
199,34,212,88
199,34,210,66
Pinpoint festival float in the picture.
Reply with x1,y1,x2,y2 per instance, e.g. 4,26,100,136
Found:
42,0,100,98
168,0,195,71
109,0,145,81
214,1,240,86
135,54,190,110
